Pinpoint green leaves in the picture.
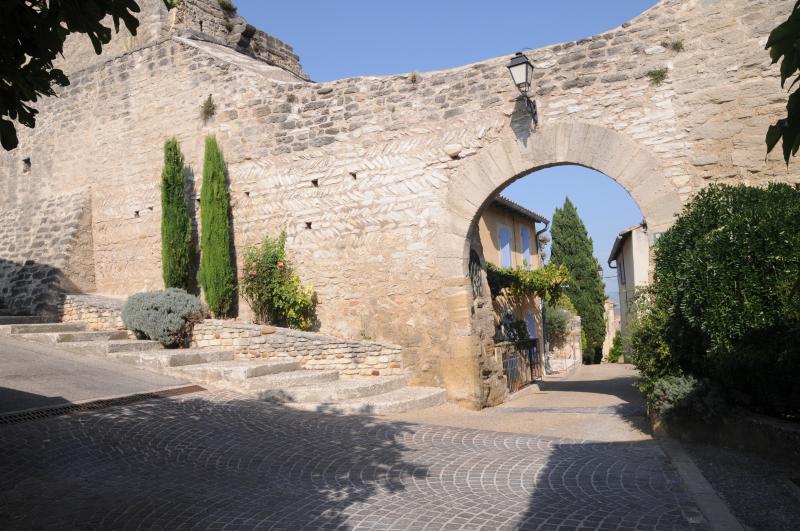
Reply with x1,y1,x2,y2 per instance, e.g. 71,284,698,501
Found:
644,184,800,415
0,0,140,150
549,197,607,360
198,135,235,317
161,138,194,292
486,263,569,304
765,1,800,164
239,232,316,330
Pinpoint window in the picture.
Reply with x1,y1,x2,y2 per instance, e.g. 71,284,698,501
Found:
498,225,512,268
525,312,538,339
521,227,532,270
618,257,626,285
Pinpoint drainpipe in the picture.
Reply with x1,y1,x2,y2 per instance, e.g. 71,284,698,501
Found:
535,219,550,375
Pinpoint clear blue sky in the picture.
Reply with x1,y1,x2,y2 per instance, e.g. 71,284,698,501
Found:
236,0,658,301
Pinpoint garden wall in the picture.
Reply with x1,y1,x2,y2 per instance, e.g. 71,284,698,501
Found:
191,320,405,377
58,293,126,331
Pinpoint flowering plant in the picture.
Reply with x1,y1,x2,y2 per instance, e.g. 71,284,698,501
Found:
238,232,315,330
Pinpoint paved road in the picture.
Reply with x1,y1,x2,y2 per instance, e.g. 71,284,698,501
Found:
0,385,707,530
0,335,186,413
389,363,651,442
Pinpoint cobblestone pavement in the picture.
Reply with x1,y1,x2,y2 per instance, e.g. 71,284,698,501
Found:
0,389,707,530
683,442,800,531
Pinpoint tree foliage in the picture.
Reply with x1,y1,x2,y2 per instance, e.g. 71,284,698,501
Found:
486,262,569,304
238,232,316,330
543,294,576,350
160,138,193,292
766,0,800,164
0,0,141,150
198,135,235,317
608,331,623,363
632,184,800,416
549,198,606,362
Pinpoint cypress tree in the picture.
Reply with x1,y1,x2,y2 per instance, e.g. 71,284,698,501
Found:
198,135,235,317
160,138,193,291
549,197,606,363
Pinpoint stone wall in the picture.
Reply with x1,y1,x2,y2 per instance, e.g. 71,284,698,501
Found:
58,294,127,331
1,0,796,407
0,190,94,314
191,320,404,376
57,0,305,79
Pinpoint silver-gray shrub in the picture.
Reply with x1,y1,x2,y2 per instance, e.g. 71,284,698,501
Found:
122,288,206,347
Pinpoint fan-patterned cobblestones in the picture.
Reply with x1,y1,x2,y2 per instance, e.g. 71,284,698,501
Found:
0,390,706,530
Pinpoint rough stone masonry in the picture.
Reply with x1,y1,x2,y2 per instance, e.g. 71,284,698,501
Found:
0,0,795,408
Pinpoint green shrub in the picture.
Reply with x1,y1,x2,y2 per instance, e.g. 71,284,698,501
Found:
544,294,575,349
198,135,235,317
632,184,800,416
160,138,193,292
628,288,680,399
650,375,726,422
646,68,669,86
608,331,623,363
122,289,206,347
238,232,315,330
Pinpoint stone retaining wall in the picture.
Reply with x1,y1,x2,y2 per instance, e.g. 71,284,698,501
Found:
58,293,126,331
191,320,404,376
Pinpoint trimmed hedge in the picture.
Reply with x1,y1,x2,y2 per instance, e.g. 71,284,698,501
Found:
634,184,800,416
122,289,206,348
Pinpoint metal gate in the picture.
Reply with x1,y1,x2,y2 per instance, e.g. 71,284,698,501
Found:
494,339,542,392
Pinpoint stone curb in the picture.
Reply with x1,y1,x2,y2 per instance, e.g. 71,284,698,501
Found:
659,438,743,531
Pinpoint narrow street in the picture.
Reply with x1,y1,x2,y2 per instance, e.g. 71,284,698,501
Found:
0,345,708,529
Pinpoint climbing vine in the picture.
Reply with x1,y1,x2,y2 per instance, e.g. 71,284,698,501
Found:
486,263,569,304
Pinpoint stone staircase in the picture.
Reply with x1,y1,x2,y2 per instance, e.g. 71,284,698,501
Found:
0,318,447,415
0,306,47,325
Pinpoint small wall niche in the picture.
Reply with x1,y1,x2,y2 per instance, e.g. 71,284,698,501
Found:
311,179,319,187
22,158,31,173
244,191,251,198
305,222,313,230
349,171,357,180
134,210,140,218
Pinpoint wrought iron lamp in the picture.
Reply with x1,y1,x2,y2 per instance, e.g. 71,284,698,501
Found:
507,52,538,124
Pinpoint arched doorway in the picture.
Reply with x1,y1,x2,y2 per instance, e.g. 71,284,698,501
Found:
436,122,682,408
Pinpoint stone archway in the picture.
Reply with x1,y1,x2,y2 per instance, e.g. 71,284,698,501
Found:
436,122,682,407
445,122,681,272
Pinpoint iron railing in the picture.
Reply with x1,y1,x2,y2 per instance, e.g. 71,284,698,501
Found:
494,339,542,392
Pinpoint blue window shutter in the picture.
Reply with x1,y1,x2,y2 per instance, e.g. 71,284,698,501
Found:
521,228,531,269
499,227,512,267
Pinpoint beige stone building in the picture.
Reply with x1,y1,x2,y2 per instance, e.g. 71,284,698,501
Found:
601,299,621,361
0,0,796,409
477,195,547,351
608,224,650,333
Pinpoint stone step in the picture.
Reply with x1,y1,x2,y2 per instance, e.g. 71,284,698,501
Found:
105,339,164,353
109,349,235,370
290,387,448,415
56,330,130,343
258,376,408,404
0,315,49,326
0,321,86,334
169,359,302,383
244,370,341,396
17,330,129,344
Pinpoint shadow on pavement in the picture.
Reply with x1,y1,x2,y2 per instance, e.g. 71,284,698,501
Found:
0,392,426,529
0,386,69,414
517,439,708,530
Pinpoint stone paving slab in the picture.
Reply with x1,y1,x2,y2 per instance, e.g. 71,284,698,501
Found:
0,388,707,530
